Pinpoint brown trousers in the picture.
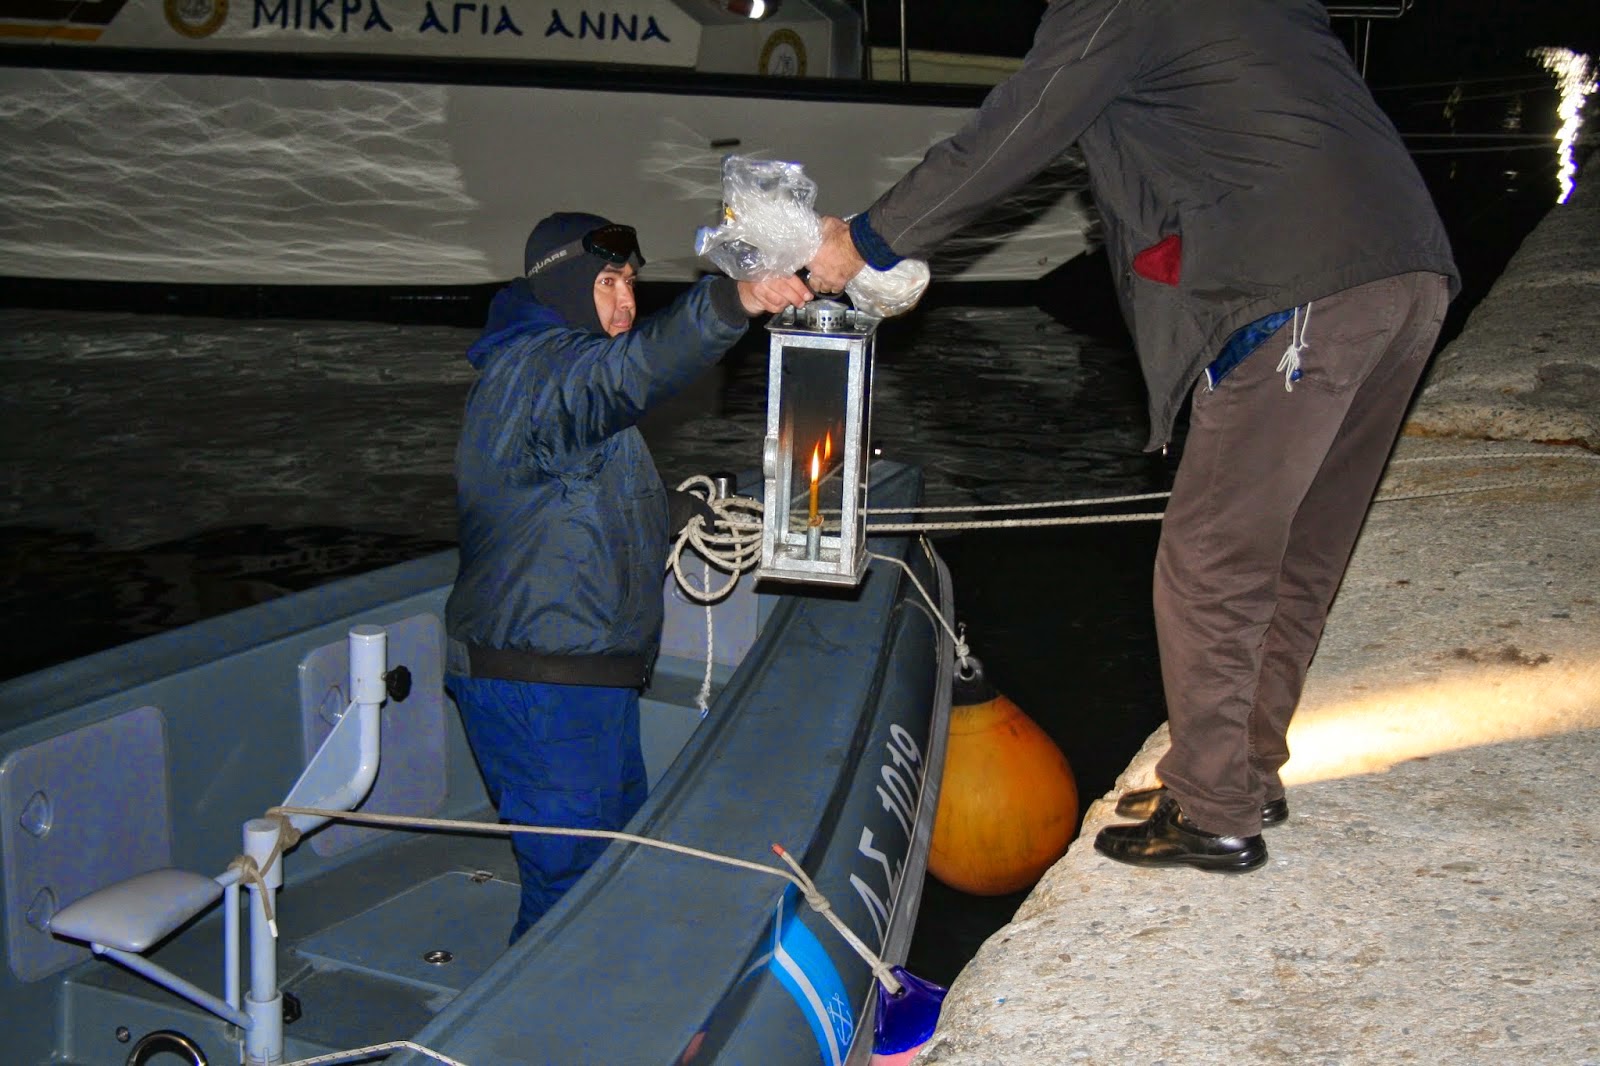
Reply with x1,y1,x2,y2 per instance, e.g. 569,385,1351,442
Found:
1153,272,1450,836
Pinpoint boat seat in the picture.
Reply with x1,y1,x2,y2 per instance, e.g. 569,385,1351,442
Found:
49,868,222,953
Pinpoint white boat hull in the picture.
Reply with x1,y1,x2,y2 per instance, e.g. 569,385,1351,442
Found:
0,64,1089,287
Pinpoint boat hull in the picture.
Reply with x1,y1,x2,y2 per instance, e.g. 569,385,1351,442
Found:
0,50,1089,291
0,460,953,1065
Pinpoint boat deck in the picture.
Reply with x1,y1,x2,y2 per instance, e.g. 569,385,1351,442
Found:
53,653,737,1063
59,825,510,1062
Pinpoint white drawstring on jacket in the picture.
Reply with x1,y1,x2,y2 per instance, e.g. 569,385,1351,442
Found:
1276,302,1312,391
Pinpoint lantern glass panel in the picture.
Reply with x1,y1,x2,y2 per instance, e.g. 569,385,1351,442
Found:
779,345,848,538
759,300,878,587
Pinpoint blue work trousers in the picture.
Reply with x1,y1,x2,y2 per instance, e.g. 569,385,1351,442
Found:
445,675,648,942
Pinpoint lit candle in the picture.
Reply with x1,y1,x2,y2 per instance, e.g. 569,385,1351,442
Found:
808,441,822,527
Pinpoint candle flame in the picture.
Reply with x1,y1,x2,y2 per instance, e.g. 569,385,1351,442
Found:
823,431,832,464
810,442,821,484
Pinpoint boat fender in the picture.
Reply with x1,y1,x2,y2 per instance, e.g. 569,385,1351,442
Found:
871,966,947,1065
928,656,1079,896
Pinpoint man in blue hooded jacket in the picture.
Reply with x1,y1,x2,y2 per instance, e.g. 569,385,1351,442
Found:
445,212,810,940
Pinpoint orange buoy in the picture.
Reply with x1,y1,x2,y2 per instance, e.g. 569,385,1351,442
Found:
929,659,1078,896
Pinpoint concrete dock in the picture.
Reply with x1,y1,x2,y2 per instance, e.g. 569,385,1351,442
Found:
916,167,1600,1063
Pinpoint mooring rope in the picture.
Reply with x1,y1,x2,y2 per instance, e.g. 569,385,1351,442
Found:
867,545,972,672
864,490,1173,513
267,804,905,996
663,449,1598,602
281,1040,471,1066
865,510,1168,532
227,813,302,938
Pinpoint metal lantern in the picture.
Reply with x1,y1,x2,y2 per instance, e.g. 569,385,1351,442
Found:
756,299,880,587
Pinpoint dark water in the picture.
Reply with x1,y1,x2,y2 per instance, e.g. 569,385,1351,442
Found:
0,43,1586,987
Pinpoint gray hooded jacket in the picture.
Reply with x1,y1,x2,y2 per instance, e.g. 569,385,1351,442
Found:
859,0,1459,449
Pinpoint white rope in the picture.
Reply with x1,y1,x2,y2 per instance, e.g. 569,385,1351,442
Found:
1276,302,1312,392
1373,474,1600,503
662,450,1598,588
281,1040,470,1066
770,844,903,994
1390,450,1600,466
1374,449,1600,502
666,477,745,713
267,805,904,996
697,572,714,717
864,490,1172,513
226,813,301,939
866,511,1167,532
868,450,1598,529
867,546,968,672
667,476,763,604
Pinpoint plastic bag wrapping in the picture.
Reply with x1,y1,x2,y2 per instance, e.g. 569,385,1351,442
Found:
695,157,822,278
694,155,929,318
846,257,930,319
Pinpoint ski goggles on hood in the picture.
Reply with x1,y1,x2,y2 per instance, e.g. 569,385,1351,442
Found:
525,224,645,277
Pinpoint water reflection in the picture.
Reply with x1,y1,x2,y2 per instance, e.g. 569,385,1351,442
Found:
0,300,1163,682
1530,48,1596,203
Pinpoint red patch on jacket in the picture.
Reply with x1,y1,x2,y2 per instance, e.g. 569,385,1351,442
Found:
1132,234,1182,286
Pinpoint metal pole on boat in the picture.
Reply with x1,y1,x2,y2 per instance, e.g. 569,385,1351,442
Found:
897,0,909,82
91,945,252,1031
224,880,242,1016
242,818,284,1064
238,624,386,1062
278,626,386,836
859,0,872,79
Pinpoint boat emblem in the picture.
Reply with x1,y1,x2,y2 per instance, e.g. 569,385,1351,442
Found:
759,27,806,77
164,0,228,38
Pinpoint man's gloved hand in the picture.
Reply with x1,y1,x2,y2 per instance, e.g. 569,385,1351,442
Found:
667,489,719,536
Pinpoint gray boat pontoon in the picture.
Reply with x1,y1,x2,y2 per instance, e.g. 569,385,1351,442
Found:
0,459,954,1065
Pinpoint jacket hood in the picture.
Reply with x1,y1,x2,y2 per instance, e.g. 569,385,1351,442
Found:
467,282,568,370
523,211,616,335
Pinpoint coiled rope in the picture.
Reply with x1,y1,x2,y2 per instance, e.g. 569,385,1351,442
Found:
668,474,765,604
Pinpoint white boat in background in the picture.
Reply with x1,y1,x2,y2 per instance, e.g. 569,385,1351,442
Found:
0,0,1092,292
0,0,1410,296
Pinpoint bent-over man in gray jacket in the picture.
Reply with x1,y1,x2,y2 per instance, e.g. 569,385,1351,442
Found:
807,0,1459,873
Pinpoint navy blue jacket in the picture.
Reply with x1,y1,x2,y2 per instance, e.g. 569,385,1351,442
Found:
445,277,747,662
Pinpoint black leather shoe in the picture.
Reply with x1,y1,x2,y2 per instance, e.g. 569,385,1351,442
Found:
1115,786,1288,827
1094,798,1268,873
